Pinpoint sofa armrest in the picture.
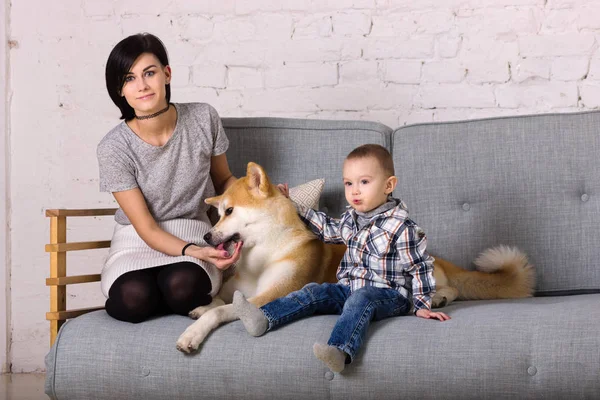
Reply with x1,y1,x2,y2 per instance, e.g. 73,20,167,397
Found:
45,208,117,347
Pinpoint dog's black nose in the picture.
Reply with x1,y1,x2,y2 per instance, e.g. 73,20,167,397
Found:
203,232,212,243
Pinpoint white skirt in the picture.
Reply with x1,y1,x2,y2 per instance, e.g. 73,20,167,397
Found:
100,217,221,298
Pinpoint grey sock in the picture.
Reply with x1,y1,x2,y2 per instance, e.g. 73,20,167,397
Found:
232,291,268,337
313,342,347,373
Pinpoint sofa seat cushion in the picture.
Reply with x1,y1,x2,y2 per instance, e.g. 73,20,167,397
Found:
46,294,600,400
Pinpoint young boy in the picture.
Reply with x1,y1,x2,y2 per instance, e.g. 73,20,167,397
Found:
233,144,450,373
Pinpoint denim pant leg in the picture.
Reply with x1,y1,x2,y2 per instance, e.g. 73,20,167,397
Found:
328,286,411,362
260,283,350,331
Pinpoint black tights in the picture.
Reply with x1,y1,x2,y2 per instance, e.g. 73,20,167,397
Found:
105,262,212,323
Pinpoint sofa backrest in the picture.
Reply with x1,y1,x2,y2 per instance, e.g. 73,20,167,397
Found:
223,112,600,296
393,111,600,295
222,117,391,217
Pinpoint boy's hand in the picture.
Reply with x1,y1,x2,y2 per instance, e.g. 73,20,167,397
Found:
277,183,290,198
415,309,451,321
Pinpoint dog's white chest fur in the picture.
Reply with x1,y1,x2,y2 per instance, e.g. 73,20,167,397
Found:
218,246,272,302
219,241,298,303
241,246,272,275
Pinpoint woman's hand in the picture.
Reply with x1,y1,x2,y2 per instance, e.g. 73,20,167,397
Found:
415,308,451,321
188,242,243,270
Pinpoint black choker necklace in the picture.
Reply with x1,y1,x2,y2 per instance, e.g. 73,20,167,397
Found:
135,103,171,120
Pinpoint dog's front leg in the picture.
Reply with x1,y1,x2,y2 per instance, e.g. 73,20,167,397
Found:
188,296,225,319
176,304,237,353
432,286,459,308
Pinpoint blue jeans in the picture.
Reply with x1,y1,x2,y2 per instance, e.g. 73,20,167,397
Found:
260,283,411,362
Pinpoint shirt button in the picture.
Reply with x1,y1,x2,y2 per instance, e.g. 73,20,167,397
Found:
462,203,471,211
325,371,334,380
581,194,589,202
527,366,537,376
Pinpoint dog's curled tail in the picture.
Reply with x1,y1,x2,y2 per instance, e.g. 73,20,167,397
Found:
474,245,530,273
466,245,535,300
448,245,535,301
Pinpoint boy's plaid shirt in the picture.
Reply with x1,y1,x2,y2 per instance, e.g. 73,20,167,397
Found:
298,198,436,312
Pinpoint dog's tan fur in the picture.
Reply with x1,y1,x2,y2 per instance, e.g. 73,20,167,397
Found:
176,162,534,352
431,246,535,307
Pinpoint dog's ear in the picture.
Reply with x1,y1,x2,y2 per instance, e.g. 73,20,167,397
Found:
205,195,222,207
246,162,271,197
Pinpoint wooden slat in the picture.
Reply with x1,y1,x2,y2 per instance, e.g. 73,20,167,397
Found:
49,216,67,346
46,209,115,346
46,274,101,286
45,240,111,253
46,306,105,321
45,208,117,217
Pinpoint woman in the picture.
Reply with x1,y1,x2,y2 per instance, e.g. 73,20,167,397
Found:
97,32,242,323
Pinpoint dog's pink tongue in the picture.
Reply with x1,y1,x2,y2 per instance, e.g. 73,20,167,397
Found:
216,243,225,251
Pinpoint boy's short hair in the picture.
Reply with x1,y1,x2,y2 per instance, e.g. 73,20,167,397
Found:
346,144,395,177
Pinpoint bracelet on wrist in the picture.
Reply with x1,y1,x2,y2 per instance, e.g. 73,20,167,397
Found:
182,242,197,256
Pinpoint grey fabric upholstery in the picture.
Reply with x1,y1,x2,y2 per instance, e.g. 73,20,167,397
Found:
46,112,600,399
46,295,600,400
392,112,600,295
222,117,392,217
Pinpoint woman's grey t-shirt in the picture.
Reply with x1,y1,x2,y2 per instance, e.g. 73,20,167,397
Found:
97,103,229,225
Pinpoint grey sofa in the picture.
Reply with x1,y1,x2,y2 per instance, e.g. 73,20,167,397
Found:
45,112,600,399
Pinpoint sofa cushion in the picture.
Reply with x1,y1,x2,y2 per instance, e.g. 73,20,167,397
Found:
222,117,392,217
289,178,325,210
46,294,600,400
392,111,600,295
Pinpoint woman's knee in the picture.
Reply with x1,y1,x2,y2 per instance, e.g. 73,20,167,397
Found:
158,263,211,299
158,263,212,314
106,271,159,323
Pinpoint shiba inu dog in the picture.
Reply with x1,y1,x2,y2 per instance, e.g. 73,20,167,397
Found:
176,162,343,353
176,162,534,352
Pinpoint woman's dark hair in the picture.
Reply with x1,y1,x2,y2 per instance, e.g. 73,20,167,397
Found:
105,33,171,121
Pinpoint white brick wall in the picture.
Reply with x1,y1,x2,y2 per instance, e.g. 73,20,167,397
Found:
5,0,600,372
1,0,9,375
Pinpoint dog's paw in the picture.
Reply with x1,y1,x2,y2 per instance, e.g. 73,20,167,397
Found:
188,305,211,320
188,298,224,319
176,331,202,354
431,295,448,308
